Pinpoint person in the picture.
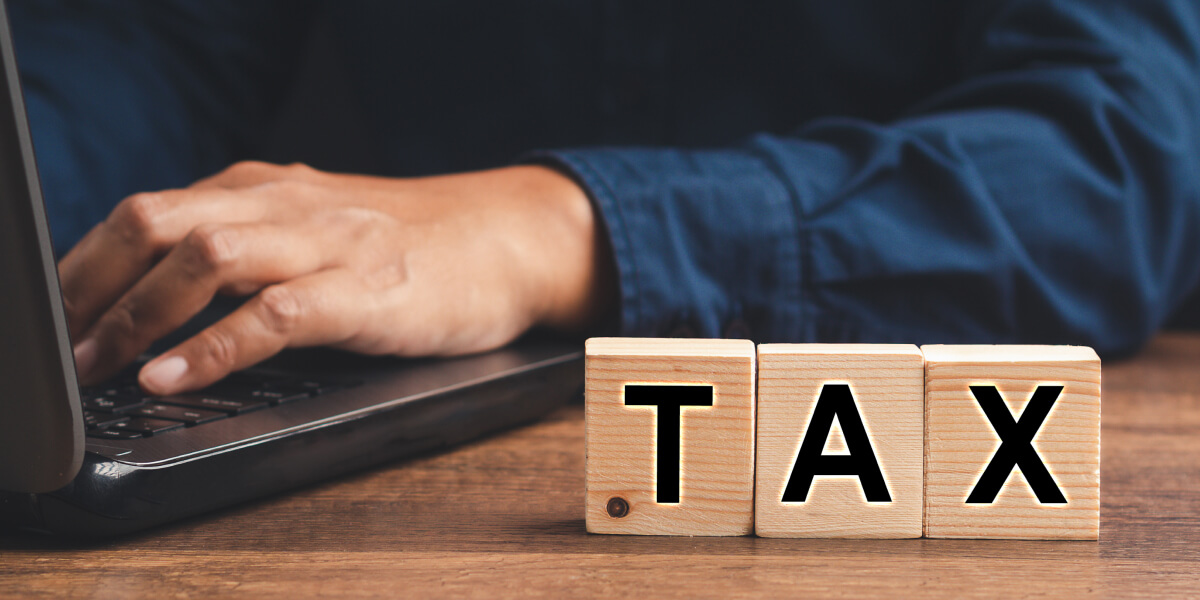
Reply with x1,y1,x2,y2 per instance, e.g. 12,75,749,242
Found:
9,1,1200,396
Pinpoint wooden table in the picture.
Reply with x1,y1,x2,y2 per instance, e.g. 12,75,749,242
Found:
2,334,1199,598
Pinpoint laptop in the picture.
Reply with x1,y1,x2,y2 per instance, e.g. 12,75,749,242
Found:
0,2,582,536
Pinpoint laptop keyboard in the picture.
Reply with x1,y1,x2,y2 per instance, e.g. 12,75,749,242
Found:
82,369,360,441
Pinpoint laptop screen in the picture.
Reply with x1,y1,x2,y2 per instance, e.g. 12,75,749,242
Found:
0,0,85,493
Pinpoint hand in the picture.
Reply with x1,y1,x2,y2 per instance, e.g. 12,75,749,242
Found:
61,162,616,394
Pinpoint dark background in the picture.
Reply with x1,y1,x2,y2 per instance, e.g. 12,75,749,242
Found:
261,20,376,175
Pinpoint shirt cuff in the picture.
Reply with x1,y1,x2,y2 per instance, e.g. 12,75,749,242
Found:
523,146,804,342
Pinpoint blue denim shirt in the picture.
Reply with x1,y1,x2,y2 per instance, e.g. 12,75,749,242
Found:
10,0,1200,356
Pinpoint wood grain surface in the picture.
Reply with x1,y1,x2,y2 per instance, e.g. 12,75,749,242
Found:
584,338,756,535
923,345,1101,539
756,344,924,538
1,334,1198,598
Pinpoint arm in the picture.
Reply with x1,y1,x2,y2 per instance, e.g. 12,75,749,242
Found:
538,0,1200,357
61,0,1200,395
24,1,614,394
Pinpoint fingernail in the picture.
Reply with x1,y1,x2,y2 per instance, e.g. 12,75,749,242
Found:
140,356,189,393
73,338,98,380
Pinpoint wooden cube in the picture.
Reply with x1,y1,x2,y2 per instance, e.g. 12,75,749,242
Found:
923,345,1101,539
585,338,756,535
755,344,924,538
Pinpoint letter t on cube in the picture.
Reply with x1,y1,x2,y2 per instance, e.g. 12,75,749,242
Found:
585,338,756,535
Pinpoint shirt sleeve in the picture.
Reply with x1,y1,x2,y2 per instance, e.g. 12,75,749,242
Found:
7,0,308,253
534,0,1200,357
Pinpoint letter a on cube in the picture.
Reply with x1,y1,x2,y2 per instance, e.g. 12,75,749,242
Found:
923,345,1101,539
585,338,756,535
755,344,924,538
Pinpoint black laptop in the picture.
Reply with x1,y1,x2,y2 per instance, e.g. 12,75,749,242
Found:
0,2,582,536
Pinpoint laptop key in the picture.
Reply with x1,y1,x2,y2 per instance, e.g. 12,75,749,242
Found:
274,379,358,396
201,382,308,405
220,371,276,386
82,393,150,413
110,417,184,436
130,403,226,425
155,395,269,415
86,429,143,440
83,411,130,430
201,374,357,400
250,388,310,404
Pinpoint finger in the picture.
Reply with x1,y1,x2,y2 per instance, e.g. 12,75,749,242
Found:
137,269,373,394
58,188,276,339
74,221,333,385
190,161,319,190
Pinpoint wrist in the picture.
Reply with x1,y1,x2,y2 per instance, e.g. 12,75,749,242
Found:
508,165,617,336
